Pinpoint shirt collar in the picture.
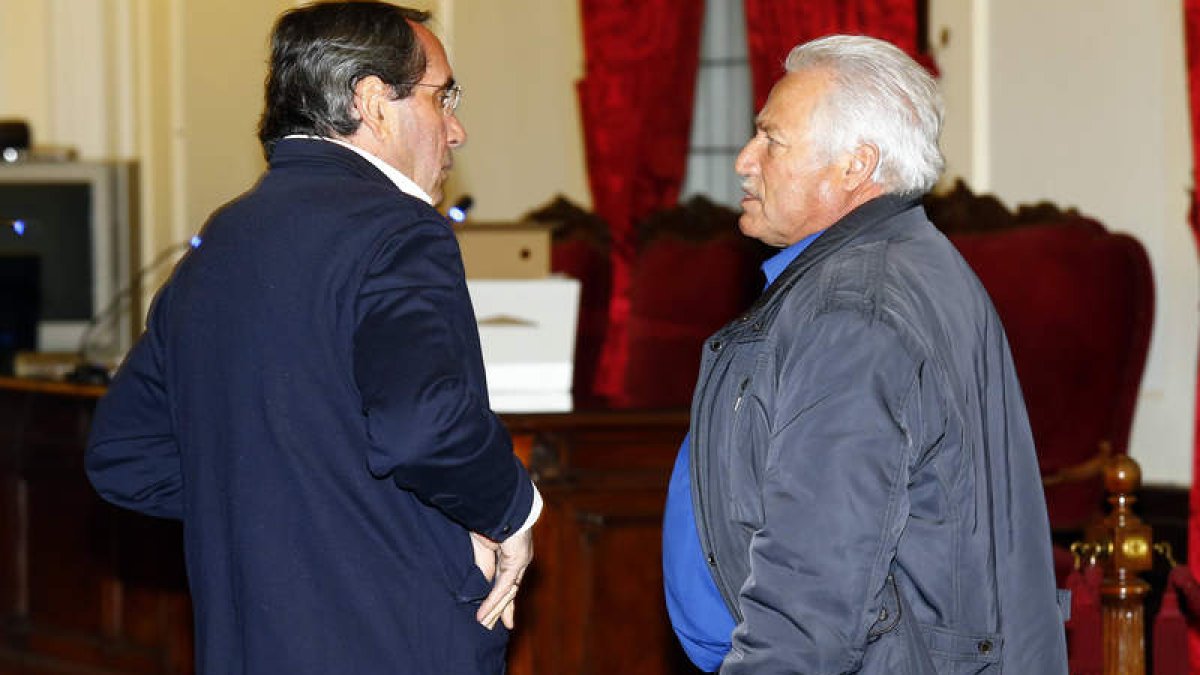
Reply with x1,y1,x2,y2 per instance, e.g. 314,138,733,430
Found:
282,135,434,205
761,231,822,288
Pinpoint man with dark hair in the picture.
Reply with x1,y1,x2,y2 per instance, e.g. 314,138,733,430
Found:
85,3,535,673
663,35,1068,673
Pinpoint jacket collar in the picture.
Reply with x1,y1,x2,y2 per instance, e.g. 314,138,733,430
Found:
267,137,401,195
751,193,923,312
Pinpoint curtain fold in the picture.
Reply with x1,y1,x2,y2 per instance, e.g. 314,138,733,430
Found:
576,0,704,404
742,0,930,110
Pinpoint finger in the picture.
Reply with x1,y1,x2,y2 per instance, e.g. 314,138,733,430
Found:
501,596,516,630
480,585,519,630
470,536,497,582
476,580,518,626
489,562,525,601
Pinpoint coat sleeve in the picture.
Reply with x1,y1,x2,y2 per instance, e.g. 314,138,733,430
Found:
85,286,183,520
723,309,932,674
352,219,532,542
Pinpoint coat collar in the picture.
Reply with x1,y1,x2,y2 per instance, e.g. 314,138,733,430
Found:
267,137,401,194
747,193,924,315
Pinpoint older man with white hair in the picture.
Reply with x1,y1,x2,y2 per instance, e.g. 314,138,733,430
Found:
663,34,1068,673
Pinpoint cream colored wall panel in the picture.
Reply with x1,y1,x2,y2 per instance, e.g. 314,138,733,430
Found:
178,0,288,239
445,0,590,219
46,0,110,158
927,0,977,191
133,0,184,283
986,0,1197,485
0,1,51,146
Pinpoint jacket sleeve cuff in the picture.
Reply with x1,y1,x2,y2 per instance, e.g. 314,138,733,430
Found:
479,456,536,541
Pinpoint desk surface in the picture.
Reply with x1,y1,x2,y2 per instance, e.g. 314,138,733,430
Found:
0,375,106,398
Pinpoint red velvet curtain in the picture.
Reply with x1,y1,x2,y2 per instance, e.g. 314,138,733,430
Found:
576,0,704,404
742,0,929,110
1187,1,1200,671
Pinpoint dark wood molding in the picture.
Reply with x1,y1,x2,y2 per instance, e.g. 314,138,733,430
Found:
522,195,611,248
923,179,1086,235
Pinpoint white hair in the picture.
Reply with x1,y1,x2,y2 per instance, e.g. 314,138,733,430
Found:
785,34,944,196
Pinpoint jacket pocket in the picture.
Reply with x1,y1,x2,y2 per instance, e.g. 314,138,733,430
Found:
455,563,492,604
921,624,1003,674
867,574,903,642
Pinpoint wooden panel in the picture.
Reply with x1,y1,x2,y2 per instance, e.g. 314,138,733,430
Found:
504,411,700,675
0,379,191,675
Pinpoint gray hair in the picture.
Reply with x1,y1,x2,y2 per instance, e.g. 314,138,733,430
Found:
785,35,944,196
258,2,432,157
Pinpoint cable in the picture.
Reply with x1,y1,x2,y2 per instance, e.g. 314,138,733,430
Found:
77,236,201,363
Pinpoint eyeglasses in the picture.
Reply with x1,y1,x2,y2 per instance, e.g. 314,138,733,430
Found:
408,82,463,115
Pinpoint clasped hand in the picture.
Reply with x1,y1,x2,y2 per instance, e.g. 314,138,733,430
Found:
470,529,532,630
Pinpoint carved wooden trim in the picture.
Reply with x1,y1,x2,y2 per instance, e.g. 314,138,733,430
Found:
635,194,743,243
923,179,1085,235
522,195,611,248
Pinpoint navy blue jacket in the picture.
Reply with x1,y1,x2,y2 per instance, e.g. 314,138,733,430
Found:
86,139,533,674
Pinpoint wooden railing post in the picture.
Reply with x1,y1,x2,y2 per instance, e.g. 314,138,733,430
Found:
1083,455,1153,675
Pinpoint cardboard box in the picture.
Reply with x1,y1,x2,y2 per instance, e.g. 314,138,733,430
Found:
455,221,550,279
466,277,580,412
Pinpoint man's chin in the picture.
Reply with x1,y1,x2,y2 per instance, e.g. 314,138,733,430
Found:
737,214,759,238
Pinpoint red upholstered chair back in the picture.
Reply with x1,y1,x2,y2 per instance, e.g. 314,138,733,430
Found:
926,183,1155,531
621,196,770,409
523,197,613,408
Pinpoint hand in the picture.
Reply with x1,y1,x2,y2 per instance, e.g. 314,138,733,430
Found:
470,530,498,581
470,529,532,630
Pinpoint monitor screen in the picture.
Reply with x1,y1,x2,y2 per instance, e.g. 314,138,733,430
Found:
0,161,138,362
0,183,93,321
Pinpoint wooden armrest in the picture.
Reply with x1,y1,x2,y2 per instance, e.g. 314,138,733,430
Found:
1041,440,1113,487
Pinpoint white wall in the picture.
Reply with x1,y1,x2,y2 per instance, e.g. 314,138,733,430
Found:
0,0,121,158
444,0,590,220
930,0,1198,486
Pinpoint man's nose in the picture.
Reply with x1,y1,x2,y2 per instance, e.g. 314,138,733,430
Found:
447,113,467,148
734,141,756,176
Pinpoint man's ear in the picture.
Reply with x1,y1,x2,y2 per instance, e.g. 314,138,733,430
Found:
842,142,880,192
352,75,392,140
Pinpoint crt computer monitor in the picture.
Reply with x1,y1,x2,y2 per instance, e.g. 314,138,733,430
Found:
0,160,139,365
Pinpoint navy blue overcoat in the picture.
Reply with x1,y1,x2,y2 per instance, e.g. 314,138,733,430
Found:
86,139,533,674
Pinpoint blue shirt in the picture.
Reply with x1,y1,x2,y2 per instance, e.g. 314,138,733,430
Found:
662,231,820,671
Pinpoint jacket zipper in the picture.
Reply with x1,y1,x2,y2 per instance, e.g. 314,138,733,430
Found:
690,330,745,621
